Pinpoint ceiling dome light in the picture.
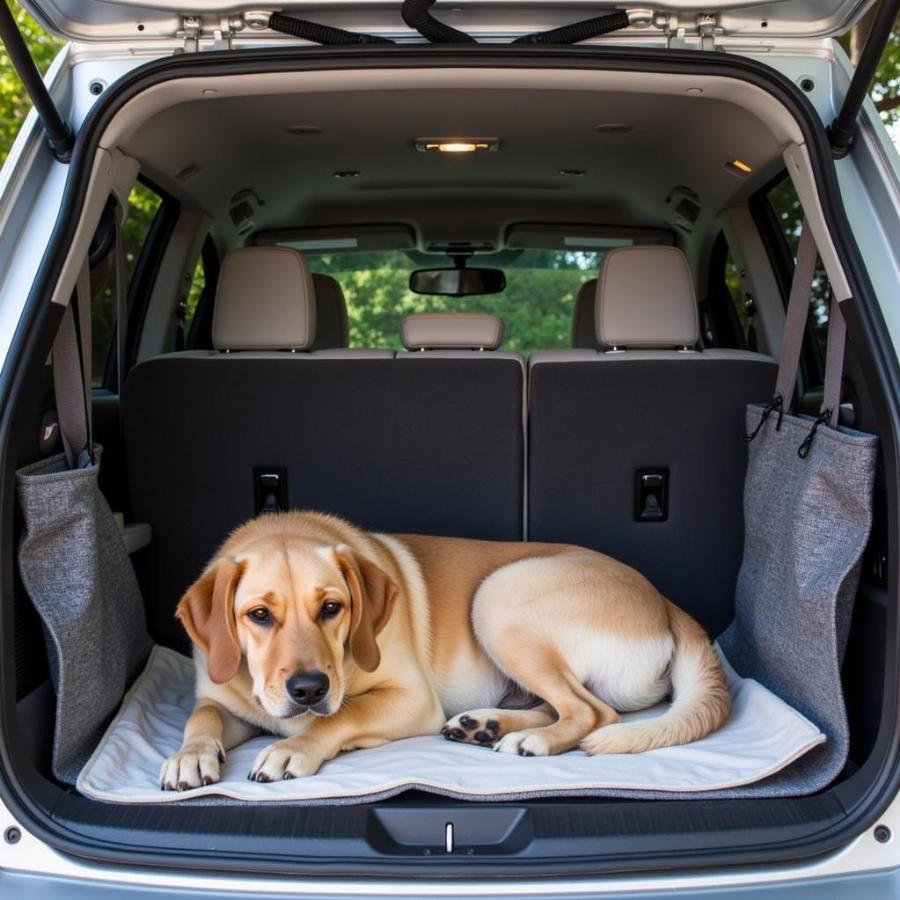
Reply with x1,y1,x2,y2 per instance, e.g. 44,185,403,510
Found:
725,159,753,176
415,137,500,153
594,123,633,134
439,142,479,153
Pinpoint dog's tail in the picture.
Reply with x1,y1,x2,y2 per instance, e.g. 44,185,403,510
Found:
581,601,731,755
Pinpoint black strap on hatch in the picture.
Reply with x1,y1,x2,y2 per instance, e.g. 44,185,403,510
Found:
0,0,74,161
401,0,477,43
268,11,395,44
513,9,631,44
401,1,630,45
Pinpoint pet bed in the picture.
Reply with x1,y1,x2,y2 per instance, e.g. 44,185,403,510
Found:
77,645,825,804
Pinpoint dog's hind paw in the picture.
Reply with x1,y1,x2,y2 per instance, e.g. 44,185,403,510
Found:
440,710,502,747
160,739,225,791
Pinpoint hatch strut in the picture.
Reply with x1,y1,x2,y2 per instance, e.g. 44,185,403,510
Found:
0,0,74,162
829,0,900,159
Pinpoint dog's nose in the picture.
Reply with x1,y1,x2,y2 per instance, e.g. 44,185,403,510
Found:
285,671,330,707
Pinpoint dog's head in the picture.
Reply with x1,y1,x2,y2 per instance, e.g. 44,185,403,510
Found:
175,538,397,719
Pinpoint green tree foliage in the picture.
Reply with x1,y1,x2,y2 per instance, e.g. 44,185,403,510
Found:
838,7,899,126
869,29,899,125
0,1,62,165
872,23,900,122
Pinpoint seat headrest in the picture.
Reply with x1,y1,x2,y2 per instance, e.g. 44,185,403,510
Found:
400,313,504,351
212,247,316,351
596,246,699,349
571,278,600,349
310,273,349,350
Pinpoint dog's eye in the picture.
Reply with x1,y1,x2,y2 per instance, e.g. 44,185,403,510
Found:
247,607,272,625
320,601,342,620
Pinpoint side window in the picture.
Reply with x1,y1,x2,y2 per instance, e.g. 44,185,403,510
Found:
183,237,219,351
184,258,206,336
89,182,163,387
704,231,749,350
758,176,829,388
724,245,748,341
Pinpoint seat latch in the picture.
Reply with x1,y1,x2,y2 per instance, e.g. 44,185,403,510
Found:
635,468,669,522
254,467,288,514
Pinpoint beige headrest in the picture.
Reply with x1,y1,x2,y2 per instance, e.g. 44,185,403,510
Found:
400,313,504,351
596,246,699,349
212,247,316,351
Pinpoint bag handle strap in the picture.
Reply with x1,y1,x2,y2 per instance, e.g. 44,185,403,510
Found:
52,261,93,468
748,218,847,447
822,295,846,428
773,222,819,414
114,205,127,396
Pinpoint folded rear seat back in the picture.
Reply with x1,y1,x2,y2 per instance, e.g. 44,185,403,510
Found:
395,309,525,528
123,254,524,650
529,246,778,636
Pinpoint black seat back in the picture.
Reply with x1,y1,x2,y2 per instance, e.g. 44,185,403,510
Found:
528,247,777,634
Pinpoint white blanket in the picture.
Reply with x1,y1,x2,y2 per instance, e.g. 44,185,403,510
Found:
77,646,825,804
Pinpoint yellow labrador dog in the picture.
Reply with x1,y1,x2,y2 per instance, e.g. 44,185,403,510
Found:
161,511,730,789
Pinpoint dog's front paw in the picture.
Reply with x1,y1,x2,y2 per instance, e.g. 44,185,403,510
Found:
160,739,225,791
249,739,324,782
494,730,550,757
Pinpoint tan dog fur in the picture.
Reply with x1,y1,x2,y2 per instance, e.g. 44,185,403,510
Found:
161,511,730,789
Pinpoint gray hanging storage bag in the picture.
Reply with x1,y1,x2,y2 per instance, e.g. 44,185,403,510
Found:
719,222,878,795
16,231,151,784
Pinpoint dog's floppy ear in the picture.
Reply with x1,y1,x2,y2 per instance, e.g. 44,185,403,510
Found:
334,545,398,673
176,558,245,684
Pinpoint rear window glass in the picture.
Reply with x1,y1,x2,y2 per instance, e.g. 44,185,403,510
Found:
305,249,604,355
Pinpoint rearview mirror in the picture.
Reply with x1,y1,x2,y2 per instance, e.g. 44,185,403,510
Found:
409,267,506,296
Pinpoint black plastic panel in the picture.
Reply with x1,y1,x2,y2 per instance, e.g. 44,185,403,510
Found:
123,356,525,650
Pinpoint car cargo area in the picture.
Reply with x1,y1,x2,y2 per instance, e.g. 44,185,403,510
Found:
0,45,898,877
